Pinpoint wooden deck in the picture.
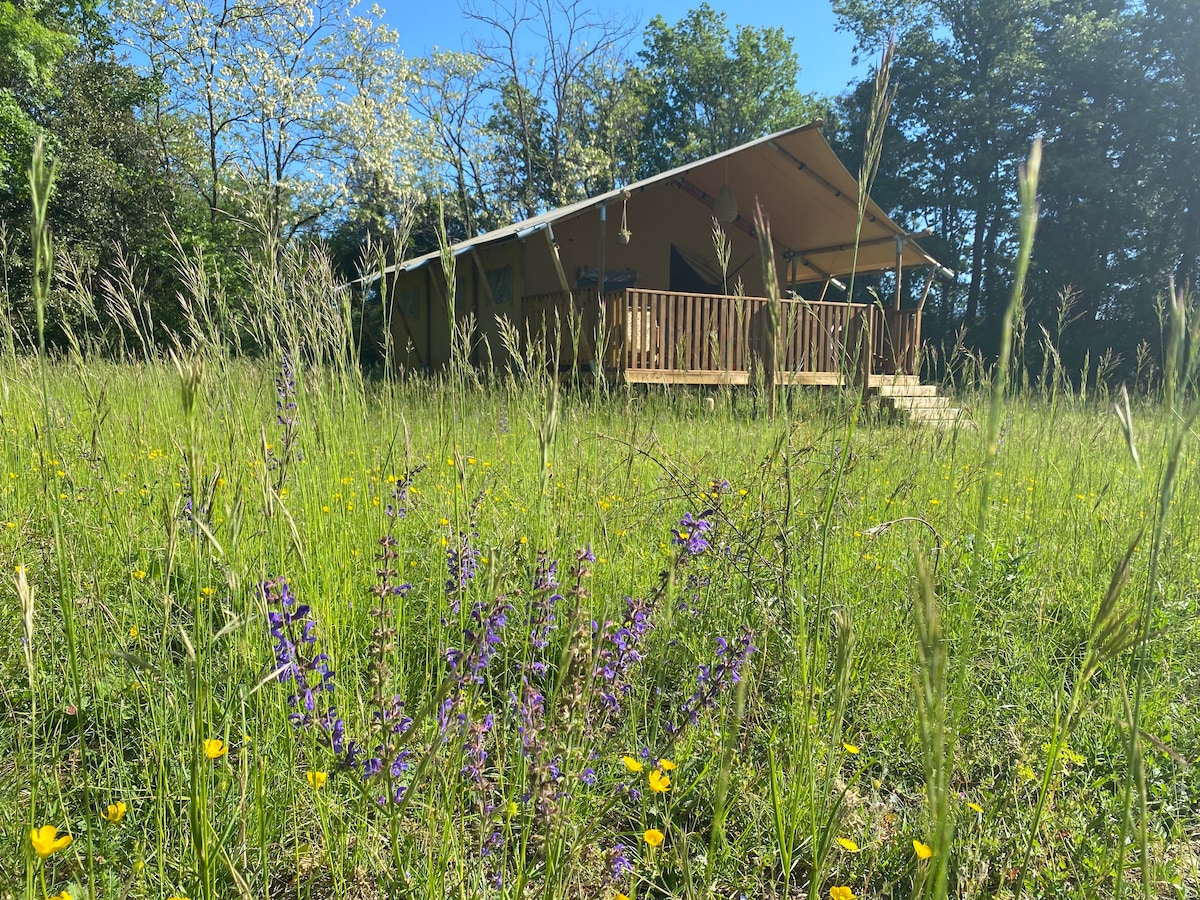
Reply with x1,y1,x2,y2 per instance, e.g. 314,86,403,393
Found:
520,288,922,384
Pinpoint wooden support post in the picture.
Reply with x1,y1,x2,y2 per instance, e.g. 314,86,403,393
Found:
543,225,574,369
817,277,832,303
597,203,607,299
911,307,923,376
916,267,936,312
853,307,873,405
894,235,904,310
544,225,573,299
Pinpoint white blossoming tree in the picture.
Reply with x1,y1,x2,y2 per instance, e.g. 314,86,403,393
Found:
115,0,429,243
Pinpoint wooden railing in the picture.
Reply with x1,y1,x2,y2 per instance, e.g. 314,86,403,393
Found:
609,289,759,378
882,308,921,376
605,289,911,384
519,288,922,382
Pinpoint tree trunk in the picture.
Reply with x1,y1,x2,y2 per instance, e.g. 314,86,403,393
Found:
965,194,987,325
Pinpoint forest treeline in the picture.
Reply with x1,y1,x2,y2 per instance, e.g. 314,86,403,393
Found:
0,0,1195,369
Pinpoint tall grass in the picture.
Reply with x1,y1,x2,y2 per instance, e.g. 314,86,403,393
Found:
4,336,1199,899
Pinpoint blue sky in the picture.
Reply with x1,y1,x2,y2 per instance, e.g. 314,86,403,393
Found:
383,1,865,99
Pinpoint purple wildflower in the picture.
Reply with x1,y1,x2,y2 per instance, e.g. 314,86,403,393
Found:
672,511,714,555
607,844,633,881
263,577,343,748
360,694,414,805
461,713,494,783
356,533,419,806
670,630,755,735
532,553,559,592
446,596,513,686
267,354,302,480
446,531,482,597
594,595,655,716
436,696,456,736
275,354,297,428
384,465,425,519
527,552,563,673
512,675,546,755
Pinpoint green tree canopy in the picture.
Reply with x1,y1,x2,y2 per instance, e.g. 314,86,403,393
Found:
0,0,74,189
834,0,1200,370
637,3,827,176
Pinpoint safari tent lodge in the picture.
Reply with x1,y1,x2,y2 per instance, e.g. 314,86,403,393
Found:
376,123,948,387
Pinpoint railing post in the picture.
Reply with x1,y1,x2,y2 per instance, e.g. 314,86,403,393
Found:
852,307,872,401
910,307,923,377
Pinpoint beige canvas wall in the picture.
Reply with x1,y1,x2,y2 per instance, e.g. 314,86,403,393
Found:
388,241,525,370
386,181,792,370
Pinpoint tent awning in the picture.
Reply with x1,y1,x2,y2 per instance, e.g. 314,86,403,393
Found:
366,123,948,286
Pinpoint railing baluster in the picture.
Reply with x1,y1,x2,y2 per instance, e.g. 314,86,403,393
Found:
658,292,666,369
632,291,642,370
658,291,668,370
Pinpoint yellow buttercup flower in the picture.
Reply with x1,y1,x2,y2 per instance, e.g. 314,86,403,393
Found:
643,828,664,848
836,837,860,852
203,738,228,760
913,839,933,860
657,759,677,771
101,800,127,823
622,755,643,773
968,801,983,813
830,887,856,900
50,892,72,900
306,771,328,789
842,742,860,755
615,894,631,900
648,769,671,793
30,825,72,858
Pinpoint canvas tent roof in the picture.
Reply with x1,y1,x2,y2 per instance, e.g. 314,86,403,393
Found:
379,122,947,285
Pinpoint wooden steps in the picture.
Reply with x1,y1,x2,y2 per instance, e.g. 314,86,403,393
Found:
871,377,967,427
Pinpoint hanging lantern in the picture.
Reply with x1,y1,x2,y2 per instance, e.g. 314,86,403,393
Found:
618,193,632,244
714,184,738,223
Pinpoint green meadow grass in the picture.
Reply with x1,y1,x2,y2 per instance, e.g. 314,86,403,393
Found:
2,352,1198,900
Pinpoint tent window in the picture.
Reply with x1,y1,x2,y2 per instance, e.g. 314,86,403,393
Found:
669,244,723,294
398,287,420,321
486,265,513,305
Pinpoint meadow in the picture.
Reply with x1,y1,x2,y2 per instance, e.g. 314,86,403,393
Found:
2,346,1198,900
2,132,1198,900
